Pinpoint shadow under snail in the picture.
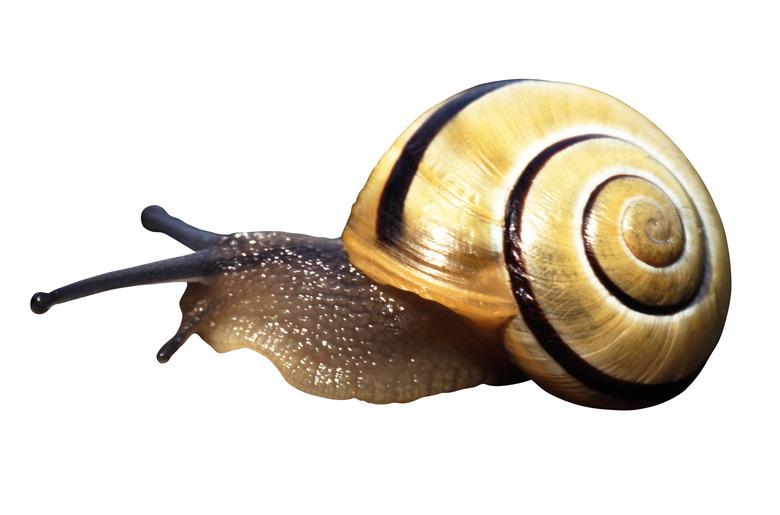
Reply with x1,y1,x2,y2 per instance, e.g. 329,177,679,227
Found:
30,79,731,409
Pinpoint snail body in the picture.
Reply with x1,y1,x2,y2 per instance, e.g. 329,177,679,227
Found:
30,80,730,409
172,231,525,403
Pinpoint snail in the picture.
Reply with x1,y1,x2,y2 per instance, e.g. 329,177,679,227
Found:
30,79,731,409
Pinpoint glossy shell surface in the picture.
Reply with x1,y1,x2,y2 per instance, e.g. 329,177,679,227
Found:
343,80,730,408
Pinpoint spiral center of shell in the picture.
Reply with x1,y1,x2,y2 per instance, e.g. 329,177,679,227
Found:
582,173,704,309
621,197,685,267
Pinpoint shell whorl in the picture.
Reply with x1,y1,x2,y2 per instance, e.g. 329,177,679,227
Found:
343,80,730,408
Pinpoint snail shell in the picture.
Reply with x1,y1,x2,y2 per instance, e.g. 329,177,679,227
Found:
343,80,730,408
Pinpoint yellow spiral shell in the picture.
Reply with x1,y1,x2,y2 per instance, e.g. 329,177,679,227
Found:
343,80,730,408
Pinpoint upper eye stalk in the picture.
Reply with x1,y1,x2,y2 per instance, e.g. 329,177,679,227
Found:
31,205,223,315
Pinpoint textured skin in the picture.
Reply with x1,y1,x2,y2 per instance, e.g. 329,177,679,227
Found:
179,232,526,403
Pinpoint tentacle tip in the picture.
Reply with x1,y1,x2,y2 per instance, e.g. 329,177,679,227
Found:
156,340,178,364
141,205,167,232
30,292,53,314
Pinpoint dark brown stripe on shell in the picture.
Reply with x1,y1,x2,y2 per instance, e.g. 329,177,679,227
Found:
376,79,525,244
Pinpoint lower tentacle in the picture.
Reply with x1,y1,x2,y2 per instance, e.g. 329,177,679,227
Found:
157,298,211,363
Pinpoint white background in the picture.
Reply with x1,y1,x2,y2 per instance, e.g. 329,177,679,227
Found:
1,1,777,513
